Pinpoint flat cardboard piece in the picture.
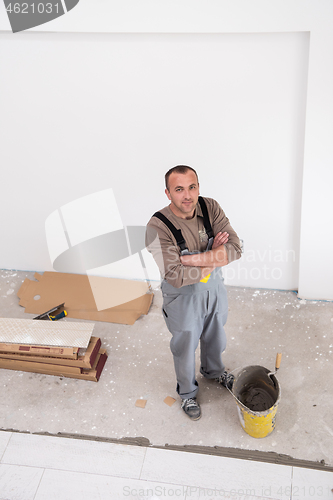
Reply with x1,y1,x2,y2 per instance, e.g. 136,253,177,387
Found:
135,399,147,408
0,349,108,382
0,337,101,369
88,275,150,311
17,272,153,325
0,318,93,348
164,396,176,407
0,343,79,359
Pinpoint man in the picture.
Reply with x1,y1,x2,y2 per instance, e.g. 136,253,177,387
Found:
145,165,241,420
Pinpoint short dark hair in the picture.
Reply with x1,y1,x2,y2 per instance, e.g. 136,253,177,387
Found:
165,165,198,190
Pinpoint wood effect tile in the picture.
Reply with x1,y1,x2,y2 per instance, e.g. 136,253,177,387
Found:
0,432,11,461
34,468,188,500
141,448,292,500
2,433,145,479
291,466,333,500
0,464,44,500
186,489,279,500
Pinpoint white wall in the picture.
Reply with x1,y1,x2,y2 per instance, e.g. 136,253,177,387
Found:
0,1,332,300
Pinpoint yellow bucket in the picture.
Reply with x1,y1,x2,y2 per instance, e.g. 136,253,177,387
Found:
232,365,281,439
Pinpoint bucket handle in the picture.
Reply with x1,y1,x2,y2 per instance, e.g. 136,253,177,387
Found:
225,366,251,412
226,383,250,412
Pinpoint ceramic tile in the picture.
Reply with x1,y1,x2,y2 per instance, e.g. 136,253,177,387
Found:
291,466,333,500
2,433,145,479
0,318,94,347
0,432,11,461
34,468,187,500
141,448,292,500
0,464,44,500
186,490,278,500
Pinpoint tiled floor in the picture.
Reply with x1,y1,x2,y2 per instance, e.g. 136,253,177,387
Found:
0,431,332,500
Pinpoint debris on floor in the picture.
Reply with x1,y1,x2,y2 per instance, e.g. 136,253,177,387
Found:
17,272,154,325
0,318,107,382
135,399,147,408
164,396,176,406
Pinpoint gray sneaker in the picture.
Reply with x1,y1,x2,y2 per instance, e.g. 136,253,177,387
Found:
216,371,234,390
181,398,201,420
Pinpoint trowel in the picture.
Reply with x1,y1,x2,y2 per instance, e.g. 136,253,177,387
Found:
33,303,67,321
267,352,282,382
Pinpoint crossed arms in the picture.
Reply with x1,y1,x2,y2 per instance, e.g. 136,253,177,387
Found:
145,199,242,287
180,231,229,280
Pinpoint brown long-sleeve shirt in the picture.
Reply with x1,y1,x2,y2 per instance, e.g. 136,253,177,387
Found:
145,197,241,288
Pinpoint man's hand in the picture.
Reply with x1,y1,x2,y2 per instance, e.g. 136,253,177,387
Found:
180,231,229,270
212,231,229,249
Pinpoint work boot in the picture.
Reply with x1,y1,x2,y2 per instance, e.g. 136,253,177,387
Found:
181,398,201,420
216,371,234,390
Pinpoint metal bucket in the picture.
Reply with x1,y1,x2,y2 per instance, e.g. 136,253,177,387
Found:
232,365,281,439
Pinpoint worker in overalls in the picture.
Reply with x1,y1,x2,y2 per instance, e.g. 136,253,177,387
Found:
145,165,241,420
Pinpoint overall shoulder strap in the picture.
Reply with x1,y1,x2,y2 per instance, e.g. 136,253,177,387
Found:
153,212,188,253
198,196,214,240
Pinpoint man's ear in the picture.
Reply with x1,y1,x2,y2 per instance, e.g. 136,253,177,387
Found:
165,188,171,201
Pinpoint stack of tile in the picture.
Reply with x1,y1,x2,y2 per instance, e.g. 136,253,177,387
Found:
0,318,107,382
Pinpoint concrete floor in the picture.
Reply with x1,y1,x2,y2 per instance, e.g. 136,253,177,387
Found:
0,269,332,469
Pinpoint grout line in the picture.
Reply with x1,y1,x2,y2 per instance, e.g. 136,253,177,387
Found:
138,445,148,480
290,466,294,500
0,431,12,463
0,461,145,481
33,468,46,500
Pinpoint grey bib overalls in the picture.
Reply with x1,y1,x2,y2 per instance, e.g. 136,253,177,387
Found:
161,242,228,399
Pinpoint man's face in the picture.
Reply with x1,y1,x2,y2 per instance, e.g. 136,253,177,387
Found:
165,170,200,219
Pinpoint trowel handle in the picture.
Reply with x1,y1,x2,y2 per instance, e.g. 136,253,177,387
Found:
50,310,67,321
275,352,282,370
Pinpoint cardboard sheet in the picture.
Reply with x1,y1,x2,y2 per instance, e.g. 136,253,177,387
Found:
0,318,94,348
0,337,101,369
17,272,153,325
0,343,79,358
